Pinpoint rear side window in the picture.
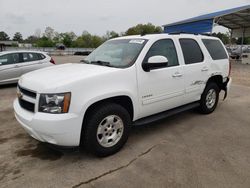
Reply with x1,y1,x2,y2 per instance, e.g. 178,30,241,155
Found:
202,39,228,60
179,39,204,64
22,53,40,62
144,39,179,67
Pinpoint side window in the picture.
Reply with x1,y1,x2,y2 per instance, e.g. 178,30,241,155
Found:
37,53,46,60
29,53,39,61
144,39,179,67
22,53,30,62
179,39,204,64
22,53,39,62
202,39,228,60
0,54,19,65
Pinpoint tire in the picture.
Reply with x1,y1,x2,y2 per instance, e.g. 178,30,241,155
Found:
81,103,131,157
199,82,220,114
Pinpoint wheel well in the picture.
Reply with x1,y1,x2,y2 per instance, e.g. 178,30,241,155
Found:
84,96,134,122
207,75,223,90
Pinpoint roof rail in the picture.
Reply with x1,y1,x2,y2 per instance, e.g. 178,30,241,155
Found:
168,32,212,36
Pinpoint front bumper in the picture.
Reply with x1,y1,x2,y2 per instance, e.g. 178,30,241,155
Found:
13,99,82,146
223,77,232,100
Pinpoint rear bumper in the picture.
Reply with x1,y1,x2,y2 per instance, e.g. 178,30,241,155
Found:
223,77,232,100
13,99,83,146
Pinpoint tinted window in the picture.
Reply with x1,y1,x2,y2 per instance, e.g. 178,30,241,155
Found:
0,53,20,65
22,53,40,62
202,39,228,60
144,39,179,67
37,53,46,60
179,39,204,64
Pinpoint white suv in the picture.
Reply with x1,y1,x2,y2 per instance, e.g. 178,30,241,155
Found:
14,34,232,156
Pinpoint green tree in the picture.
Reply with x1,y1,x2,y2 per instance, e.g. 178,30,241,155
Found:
13,32,23,42
0,31,10,41
60,32,77,47
25,36,40,44
104,31,119,39
36,36,55,47
125,23,163,36
212,32,230,44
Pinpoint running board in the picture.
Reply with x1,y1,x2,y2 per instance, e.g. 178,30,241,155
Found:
133,102,200,126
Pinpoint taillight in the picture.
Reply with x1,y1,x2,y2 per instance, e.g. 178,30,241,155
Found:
50,57,55,65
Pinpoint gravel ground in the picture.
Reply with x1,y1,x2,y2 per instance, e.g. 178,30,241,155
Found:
0,56,249,188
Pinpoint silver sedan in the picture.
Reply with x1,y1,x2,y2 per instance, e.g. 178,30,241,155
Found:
0,51,55,85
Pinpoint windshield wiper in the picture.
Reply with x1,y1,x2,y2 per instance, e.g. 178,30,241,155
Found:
91,60,113,67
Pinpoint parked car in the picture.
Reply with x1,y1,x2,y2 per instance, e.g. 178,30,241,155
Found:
0,51,55,85
14,34,232,157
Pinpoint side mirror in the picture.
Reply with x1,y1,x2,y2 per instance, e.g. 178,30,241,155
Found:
142,55,168,72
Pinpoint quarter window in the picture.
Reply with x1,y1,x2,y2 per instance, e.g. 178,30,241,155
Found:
144,39,179,67
202,39,228,60
179,39,204,64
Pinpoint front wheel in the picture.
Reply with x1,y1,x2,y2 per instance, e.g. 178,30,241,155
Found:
81,103,130,157
199,82,220,114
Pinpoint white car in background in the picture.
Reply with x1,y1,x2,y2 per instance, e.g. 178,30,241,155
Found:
0,51,55,85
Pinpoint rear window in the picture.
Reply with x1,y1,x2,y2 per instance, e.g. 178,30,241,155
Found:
202,39,228,60
179,39,204,64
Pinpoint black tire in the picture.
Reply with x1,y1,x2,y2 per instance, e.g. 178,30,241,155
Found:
199,82,220,114
81,103,131,157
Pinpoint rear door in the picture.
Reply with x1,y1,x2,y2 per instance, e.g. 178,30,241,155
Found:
0,53,22,83
19,52,46,74
179,38,209,103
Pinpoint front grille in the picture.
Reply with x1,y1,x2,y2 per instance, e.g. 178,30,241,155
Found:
18,98,35,112
18,85,36,98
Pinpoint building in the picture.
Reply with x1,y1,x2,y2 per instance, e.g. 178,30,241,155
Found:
0,41,19,51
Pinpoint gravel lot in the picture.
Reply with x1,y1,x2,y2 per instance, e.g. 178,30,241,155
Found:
0,56,250,188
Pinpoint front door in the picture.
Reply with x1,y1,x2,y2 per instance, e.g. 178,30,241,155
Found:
0,53,22,83
137,39,185,119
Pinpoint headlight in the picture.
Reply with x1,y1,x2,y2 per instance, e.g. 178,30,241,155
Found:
39,93,71,114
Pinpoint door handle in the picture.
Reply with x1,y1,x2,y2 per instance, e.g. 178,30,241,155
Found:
14,65,20,68
201,67,209,72
172,72,183,78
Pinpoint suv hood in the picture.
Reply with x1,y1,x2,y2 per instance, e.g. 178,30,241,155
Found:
19,63,119,92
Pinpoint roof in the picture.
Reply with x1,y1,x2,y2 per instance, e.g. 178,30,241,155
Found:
112,33,218,41
163,5,250,29
0,50,48,55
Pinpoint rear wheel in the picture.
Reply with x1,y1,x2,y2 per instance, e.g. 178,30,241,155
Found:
82,103,130,157
199,82,220,114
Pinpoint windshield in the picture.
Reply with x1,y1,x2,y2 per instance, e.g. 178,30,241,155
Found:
84,39,147,68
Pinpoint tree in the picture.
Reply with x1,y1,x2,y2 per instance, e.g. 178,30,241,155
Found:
72,31,105,48
0,31,10,41
125,23,163,36
25,35,39,44
13,32,23,42
36,36,54,47
44,27,55,40
212,32,230,44
104,31,119,39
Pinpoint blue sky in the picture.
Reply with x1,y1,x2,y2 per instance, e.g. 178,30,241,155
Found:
0,0,249,38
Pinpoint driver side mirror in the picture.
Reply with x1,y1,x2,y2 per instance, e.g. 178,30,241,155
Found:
142,55,168,72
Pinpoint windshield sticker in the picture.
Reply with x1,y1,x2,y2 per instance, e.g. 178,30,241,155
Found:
129,39,145,44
